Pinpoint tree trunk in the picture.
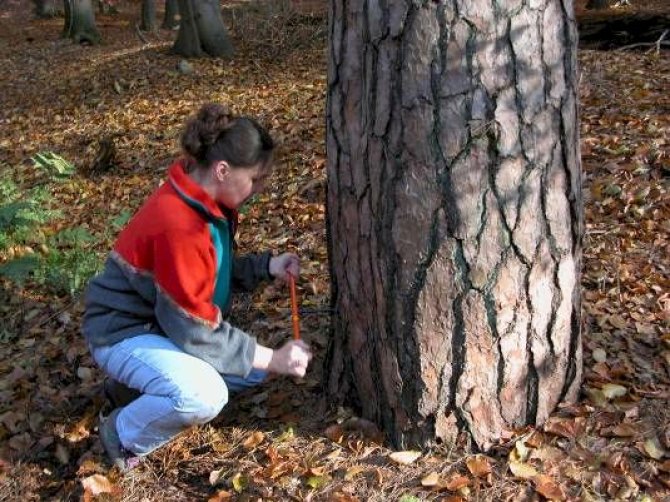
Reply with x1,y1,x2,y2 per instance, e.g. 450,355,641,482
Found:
172,0,233,57
33,0,59,18
326,0,583,451
140,0,157,31
162,0,179,30
63,0,101,44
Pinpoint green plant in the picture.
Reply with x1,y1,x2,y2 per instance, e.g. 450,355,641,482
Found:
36,228,102,296
31,151,76,180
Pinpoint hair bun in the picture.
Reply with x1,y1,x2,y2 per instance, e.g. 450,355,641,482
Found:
181,103,236,162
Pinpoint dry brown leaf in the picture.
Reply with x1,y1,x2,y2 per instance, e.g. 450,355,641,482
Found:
208,490,234,501
610,423,638,437
443,473,470,491
388,450,421,465
544,416,585,439
242,430,265,449
324,424,344,442
534,474,565,501
80,474,115,496
420,471,440,487
465,455,492,477
344,465,365,481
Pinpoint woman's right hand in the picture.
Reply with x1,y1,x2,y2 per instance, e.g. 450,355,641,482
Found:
268,340,313,377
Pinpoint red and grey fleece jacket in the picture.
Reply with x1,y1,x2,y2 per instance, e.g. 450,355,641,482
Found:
82,159,272,377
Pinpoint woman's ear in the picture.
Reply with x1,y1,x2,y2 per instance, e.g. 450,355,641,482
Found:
214,161,230,181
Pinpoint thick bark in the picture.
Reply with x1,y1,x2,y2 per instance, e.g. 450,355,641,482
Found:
62,0,101,44
140,0,157,32
326,0,583,451
172,0,233,57
162,0,180,30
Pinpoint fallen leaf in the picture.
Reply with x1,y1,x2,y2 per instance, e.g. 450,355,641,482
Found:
81,474,114,496
643,437,666,460
208,490,234,501
513,440,530,462
389,451,421,465
443,473,470,491
76,366,94,381
420,472,440,487
601,383,628,399
534,474,565,501
592,348,607,363
610,423,638,438
242,431,265,449
509,461,538,479
544,416,585,439
306,475,329,489
230,472,247,493
344,465,365,481
608,315,627,329
209,468,225,486
324,424,344,442
465,455,492,477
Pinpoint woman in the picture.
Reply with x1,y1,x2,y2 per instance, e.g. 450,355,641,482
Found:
82,103,313,471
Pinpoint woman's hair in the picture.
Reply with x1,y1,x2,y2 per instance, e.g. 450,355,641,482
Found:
181,103,274,169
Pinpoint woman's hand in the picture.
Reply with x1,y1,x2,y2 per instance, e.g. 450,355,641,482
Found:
268,340,313,377
269,253,300,282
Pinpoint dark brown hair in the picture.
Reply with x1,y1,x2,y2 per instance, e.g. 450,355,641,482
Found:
181,103,274,169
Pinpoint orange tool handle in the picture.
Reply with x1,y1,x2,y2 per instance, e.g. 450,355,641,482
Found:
289,274,300,340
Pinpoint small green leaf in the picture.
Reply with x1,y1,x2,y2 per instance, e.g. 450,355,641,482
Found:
277,425,295,442
305,475,328,489
230,472,247,493
398,495,422,502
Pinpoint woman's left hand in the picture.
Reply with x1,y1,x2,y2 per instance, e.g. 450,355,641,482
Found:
269,253,300,282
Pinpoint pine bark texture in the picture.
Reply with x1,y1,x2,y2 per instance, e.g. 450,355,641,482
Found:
326,0,583,450
172,0,233,57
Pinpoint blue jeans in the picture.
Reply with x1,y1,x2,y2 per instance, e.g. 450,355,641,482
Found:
90,334,266,456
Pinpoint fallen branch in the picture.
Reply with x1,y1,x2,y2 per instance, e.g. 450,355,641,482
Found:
616,29,669,53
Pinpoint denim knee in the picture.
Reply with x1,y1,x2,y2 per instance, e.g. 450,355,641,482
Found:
172,377,228,426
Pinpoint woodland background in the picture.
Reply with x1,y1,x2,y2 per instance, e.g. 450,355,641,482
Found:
0,0,668,500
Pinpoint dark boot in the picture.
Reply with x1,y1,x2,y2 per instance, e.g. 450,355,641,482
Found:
103,378,141,408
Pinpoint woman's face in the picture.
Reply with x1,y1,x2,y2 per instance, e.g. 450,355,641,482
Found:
214,161,270,209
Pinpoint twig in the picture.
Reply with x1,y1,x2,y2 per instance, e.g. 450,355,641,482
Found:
616,29,670,53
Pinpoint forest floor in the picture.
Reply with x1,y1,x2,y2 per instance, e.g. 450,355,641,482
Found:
0,0,668,501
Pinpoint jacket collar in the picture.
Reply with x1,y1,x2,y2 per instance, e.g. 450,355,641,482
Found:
168,159,238,225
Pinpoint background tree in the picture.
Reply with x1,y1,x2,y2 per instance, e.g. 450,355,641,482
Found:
33,0,60,18
326,0,583,450
63,0,101,44
172,0,233,57
162,0,180,30
140,0,157,32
